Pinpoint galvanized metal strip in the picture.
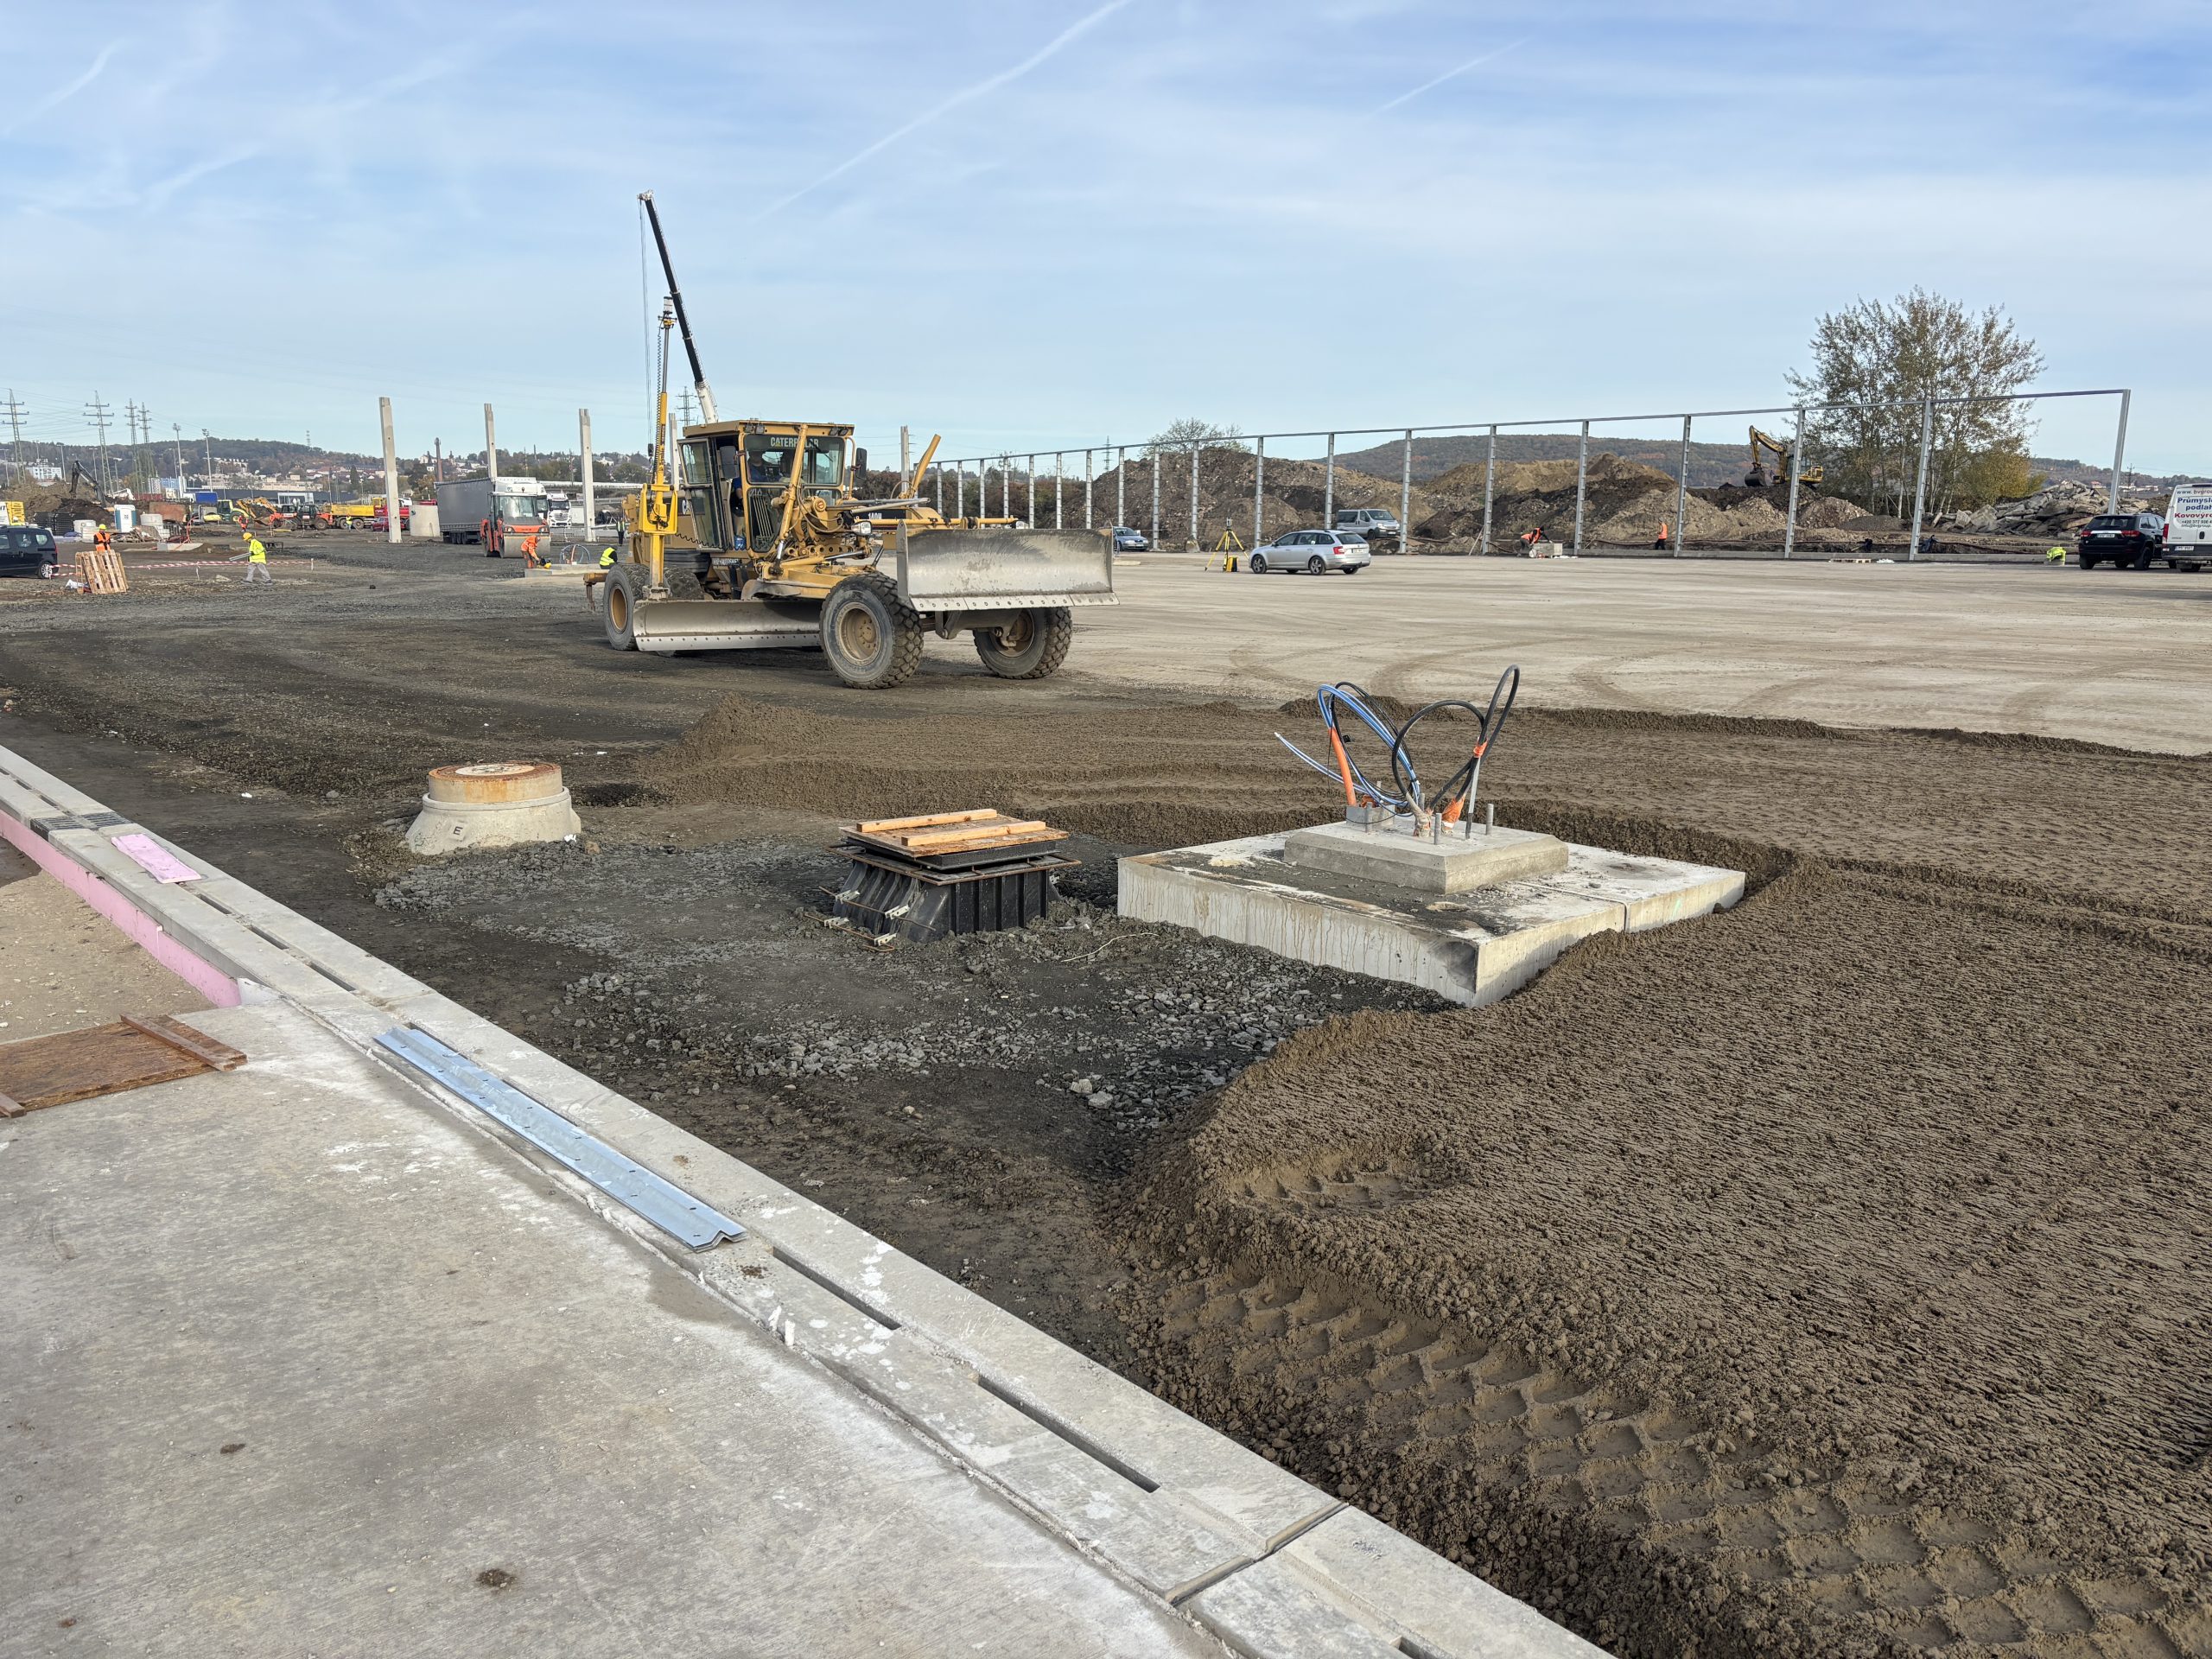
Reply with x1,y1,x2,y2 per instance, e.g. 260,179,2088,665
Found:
374,1026,744,1249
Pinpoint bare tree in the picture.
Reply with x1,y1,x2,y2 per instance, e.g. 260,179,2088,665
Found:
1787,291,2044,515
1145,417,1246,457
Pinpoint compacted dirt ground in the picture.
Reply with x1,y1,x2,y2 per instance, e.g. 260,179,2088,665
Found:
2,539,2207,1657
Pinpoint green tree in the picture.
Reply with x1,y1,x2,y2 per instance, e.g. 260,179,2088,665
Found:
1146,418,1245,457
1786,290,2044,516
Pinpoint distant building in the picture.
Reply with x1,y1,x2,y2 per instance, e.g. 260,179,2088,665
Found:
25,462,62,485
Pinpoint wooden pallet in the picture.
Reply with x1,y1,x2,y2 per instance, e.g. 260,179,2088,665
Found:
0,1014,245,1117
77,547,129,594
849,809,1069,860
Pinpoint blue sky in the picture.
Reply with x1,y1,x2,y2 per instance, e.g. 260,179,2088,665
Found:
3,0,2207,474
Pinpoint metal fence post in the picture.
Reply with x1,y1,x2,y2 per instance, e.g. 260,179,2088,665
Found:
1572,420,1590,552
1084,448,1094,530
1906,396,1934,561
1324,432,1336,529
1782,405,1804,560
1150,446,1160,552
1027,454,1035,527
1116,447,1126,529
957,462,965,520
934,462,943,515
1674,415,1691,557
1003,455,1014,520
1480,424,1496,555
1188,442,1199,549
1398,428,1414,556
1253,435,1265,550
1055,452,1064,530
2107,389,2132,512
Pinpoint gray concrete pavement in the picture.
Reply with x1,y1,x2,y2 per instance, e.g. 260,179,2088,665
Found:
1076,556,2212,754
0,1001,1223,1658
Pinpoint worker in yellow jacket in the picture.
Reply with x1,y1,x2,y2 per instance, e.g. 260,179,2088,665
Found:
243,537,270,584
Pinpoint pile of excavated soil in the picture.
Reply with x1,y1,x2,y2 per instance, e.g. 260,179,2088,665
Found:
1123,860,2212,1656
649,690,2212,1656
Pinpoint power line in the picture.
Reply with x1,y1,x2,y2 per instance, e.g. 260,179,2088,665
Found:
84,392,112,493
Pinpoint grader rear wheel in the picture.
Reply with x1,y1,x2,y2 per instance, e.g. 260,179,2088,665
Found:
820,573,924,689
973,607,1072,680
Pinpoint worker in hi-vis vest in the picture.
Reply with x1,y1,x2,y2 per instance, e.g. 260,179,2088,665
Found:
243,537,270,584
598,547,616,569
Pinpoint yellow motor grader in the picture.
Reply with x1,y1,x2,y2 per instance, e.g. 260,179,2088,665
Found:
592,195,1114,690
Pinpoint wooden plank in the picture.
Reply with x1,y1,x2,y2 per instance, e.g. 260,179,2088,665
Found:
855,808,997,835
899,817,1051,850
0,1090,24,1120
0,1021,207,1112
122,1014,247,1072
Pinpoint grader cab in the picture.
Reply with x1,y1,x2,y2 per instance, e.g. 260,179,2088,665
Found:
592,195,1114,690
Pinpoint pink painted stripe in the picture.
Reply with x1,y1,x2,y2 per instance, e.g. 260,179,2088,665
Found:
0,811,242,1007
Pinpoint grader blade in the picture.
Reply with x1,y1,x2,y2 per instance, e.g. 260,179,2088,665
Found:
630,597,822,654
897,526,1116,613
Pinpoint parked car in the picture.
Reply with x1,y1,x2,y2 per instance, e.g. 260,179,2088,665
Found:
1248,529,1372,575
1333,506,1400,543
2077,512,2168,569
1,524,58,579
1109,525,1148,552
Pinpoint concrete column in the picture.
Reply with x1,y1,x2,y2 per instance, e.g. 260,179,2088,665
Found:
1150,449,1160,550
1674,415,1691,557
1480,425,1496,555
1398,429,1414,556
1253,435,1265,548
1906,397,1934,562
379,396,401,545
1187,443,1199,549
1782,404,1804,560
2107,389,2132,512
483,403,498,482
580,409,595,533
1572,420,1589,552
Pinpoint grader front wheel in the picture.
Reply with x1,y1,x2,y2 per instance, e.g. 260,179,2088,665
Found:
820,573,924,689
974,607,1072,680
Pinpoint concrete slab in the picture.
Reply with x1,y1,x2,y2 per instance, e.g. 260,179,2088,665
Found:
1120,833,1742,1007
1283,819,1568,893
0,1003,1216,1657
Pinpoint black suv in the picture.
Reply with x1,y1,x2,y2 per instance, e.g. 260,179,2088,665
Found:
0,524,58,578
2077,512,2167,569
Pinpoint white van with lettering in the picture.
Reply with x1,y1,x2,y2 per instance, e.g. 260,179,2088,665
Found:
2164,484,2212,572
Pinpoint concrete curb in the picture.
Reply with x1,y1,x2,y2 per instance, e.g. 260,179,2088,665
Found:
0,740,1608,1659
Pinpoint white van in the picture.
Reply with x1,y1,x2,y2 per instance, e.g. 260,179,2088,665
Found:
2165,484,2212,571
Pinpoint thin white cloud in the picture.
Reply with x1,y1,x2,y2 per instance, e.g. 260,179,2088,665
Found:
1370,39,1523,116
2,41,125,135
753,0,1134,222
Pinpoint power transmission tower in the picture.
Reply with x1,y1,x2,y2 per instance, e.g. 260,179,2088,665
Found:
85,393,113,493
2,390,24,483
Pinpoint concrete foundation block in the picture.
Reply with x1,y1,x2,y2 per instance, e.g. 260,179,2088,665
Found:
1284,819,1568,893
1120,830,1742,1007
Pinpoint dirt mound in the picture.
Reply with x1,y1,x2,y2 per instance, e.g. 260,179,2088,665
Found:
1125,856,2212,1654
1428,454,1676,499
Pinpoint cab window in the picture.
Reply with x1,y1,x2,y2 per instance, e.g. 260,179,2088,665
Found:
802,436,843,489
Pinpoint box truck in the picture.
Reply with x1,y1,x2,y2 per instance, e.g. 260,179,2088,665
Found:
436,476,550,556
